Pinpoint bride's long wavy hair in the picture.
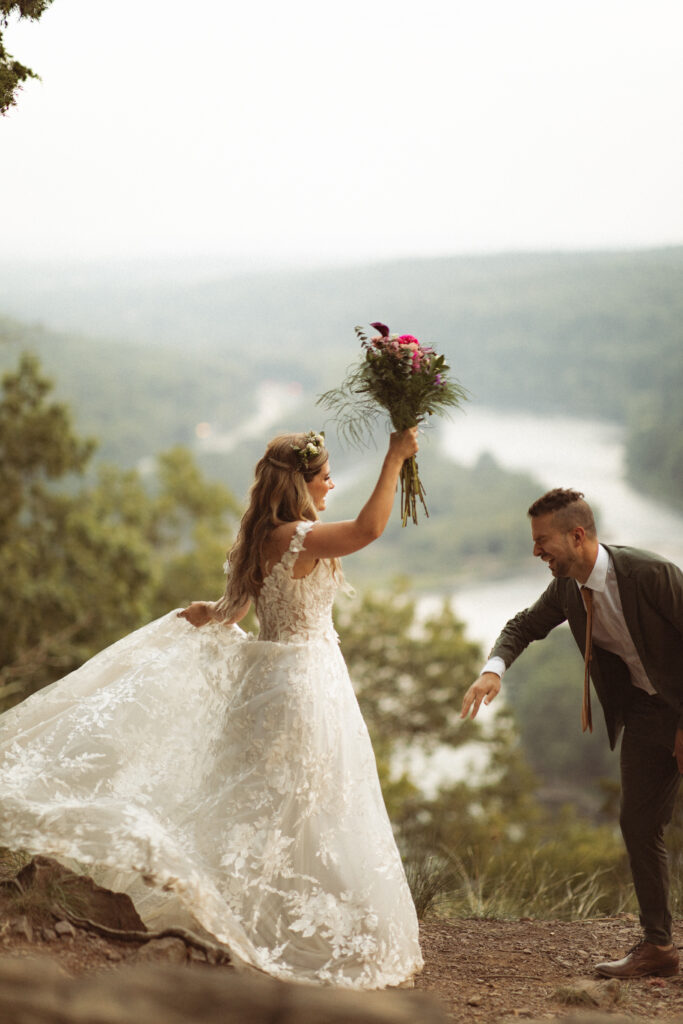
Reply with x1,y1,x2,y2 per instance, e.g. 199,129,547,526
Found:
218,433,340,621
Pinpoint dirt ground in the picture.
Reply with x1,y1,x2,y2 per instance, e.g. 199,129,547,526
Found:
415,915,683,1021
3,905,683,1022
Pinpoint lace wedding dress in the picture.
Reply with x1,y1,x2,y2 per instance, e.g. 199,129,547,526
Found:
0,522,422,988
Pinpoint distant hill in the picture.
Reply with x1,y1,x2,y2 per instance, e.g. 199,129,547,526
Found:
0,247,680,415
2,246,681,507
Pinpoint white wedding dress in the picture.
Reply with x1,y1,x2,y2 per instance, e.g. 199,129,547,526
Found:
0,522,422,988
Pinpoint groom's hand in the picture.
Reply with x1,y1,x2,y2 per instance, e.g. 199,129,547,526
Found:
674,729,683,774
460,673,501,720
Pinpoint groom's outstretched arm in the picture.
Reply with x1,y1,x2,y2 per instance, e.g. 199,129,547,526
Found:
461,582,567,720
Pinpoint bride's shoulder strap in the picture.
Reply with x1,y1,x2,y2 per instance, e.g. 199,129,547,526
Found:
281,520,316,570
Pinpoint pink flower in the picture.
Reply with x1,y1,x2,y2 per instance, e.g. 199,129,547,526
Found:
398,334,419,345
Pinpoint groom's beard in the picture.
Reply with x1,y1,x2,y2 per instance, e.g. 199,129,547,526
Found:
540,552,574,578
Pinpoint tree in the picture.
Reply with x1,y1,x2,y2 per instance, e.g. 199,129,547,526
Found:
1,1,54,114
503,627,620,818
627,374,683,512
336,583,483,753
143,446,241,618
0,354,239,709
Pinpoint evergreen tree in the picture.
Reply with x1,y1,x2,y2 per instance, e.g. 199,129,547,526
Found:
0,355,239,709
1,1,54,114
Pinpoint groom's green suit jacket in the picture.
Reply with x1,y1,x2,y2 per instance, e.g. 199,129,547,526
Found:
489,545,683,748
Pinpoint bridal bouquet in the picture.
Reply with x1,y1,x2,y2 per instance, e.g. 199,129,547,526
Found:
318,322,467,525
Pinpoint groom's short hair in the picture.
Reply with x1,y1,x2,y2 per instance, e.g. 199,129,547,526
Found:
528,488,597,537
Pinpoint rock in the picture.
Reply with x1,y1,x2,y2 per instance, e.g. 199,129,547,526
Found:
466,993,482,1006
134,937,188,964
16,855,146,932
552,979,623,1010
54,920,76,939
41,927,58,942
106,949,123,962
11,916,33,942
0,957,450,1023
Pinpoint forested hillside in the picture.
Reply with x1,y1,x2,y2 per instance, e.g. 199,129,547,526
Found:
1,247,681,506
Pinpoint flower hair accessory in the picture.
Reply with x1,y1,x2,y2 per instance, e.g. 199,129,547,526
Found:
291,431,326,470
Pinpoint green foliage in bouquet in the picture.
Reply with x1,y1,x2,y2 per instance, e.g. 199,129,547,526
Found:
318,323,467,525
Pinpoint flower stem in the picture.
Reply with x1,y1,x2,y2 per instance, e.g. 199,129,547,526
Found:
400,456,428,526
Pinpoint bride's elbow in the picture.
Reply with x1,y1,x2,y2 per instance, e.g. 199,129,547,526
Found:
355,522,383,547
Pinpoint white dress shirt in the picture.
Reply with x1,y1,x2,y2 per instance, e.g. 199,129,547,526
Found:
482,544,656,694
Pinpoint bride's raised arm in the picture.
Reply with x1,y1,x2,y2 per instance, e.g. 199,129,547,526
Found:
294,426,418,560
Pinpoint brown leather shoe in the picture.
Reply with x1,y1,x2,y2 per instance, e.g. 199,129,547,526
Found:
595,940,679,978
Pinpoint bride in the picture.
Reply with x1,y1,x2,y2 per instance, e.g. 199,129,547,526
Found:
0,427,423,989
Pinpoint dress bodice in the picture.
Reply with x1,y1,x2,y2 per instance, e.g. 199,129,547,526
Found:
254,521,339,643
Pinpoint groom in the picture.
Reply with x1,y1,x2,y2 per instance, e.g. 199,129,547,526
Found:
461,488,683,978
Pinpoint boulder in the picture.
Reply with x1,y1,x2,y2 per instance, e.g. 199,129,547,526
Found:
16,856,146,932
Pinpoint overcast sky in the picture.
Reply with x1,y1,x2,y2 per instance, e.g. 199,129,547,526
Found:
2,0,682,265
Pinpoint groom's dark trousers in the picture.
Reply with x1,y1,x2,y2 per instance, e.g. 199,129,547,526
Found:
621,689,680,943
489,545,683,945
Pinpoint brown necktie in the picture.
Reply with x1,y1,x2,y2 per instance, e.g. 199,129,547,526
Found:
581,586,593,733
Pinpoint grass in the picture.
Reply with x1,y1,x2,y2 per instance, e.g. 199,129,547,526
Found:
0,847,31,882
403,843,633,922
404,847,457,920
552,984,600,1007
0,847,93,923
